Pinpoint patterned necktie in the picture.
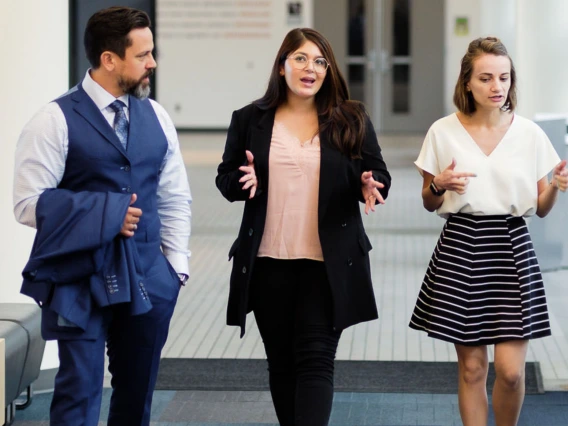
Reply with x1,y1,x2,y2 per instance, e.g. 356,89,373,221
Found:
109,100,129,150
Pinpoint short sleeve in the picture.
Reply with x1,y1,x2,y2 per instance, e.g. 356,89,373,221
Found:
414,126,441,177
534,125,561,180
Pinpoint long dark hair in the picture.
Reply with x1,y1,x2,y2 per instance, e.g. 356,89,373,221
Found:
454,36,517,115
254,28,368,158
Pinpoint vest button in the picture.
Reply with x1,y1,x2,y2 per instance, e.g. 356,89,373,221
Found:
123,165,130,172
242,266,247,274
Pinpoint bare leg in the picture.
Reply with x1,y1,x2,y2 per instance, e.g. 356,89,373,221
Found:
455,344,489,426
492,340,528,426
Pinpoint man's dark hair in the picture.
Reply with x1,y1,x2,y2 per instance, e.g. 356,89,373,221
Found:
84,6,151,69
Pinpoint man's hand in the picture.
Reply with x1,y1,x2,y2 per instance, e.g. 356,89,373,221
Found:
120,193,142,237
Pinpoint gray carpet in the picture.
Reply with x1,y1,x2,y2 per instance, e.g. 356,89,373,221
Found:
155,359,544,394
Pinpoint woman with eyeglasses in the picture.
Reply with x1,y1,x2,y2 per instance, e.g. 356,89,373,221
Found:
216,28,391,425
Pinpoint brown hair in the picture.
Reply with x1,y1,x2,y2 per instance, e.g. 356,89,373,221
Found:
254,28,368,158
453,36,517,115
84,7,151,69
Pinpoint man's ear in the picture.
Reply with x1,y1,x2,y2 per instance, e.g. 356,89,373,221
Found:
100,51,116,71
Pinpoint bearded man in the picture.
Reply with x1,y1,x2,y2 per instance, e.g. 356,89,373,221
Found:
13,6,192,426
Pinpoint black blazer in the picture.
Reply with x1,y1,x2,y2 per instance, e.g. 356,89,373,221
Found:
216,103,391,337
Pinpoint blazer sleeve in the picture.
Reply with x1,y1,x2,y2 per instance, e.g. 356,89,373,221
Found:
23,189,130,283
357,117,391,202
215,110,251,202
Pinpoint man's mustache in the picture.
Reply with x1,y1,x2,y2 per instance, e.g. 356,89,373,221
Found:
141,69,154,81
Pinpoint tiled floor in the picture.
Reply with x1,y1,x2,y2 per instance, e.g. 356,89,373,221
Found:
17,131,568,425
159,132,568,390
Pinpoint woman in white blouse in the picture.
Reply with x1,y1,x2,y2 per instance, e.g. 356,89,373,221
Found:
409,37,567,426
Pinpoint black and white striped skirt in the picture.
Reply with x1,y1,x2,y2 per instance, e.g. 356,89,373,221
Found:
409,213,551,346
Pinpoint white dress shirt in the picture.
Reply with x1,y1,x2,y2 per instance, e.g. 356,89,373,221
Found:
13,71,192,276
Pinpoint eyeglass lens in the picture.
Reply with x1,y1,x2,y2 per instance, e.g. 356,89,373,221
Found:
289,54,328,73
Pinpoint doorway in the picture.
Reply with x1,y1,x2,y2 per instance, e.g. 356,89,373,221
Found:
347,0,445,133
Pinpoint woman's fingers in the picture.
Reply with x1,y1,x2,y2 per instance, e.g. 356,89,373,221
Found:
361,172,386,213
364,197,373,215
361,170,373,183
245,150,255,165
238,163,258,198
239,165,254,175
239,172,255,183
373,189,385,204
242,178,256,190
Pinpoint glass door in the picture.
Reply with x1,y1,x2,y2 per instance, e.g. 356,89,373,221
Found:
345,0,445,133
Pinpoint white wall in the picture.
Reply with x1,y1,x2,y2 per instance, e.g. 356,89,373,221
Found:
156,0,314,128
444,0,480,114
444,0,516,115
479,0,516,59
0,0,69,369
515,0,568,119
444,0,568,121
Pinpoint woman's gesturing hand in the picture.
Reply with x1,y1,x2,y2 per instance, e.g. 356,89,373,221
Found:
434,158,477,195
552,160,568,192
239,150,258,199
361,171,385,215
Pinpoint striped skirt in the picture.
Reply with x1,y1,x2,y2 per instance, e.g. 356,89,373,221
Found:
409,213,551,346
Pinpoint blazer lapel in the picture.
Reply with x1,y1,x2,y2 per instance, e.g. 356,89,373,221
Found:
249,108,275,193
71,85,127,157
318,133,342,222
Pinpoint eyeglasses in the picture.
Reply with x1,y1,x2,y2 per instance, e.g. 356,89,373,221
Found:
287,54,329,74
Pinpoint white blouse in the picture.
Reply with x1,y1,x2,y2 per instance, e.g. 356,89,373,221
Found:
415,113,561,218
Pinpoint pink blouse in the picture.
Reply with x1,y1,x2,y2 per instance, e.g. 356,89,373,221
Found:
257,121,324,261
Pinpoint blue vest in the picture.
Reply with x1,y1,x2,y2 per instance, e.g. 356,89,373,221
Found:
30,85,180,340
56,85,166,262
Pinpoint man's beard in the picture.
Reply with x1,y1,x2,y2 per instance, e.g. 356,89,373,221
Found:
118,70,153,99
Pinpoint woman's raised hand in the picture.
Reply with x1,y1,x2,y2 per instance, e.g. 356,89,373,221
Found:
552,160,568,192
239,150,258,199
361,171,385,215
434,158,476,195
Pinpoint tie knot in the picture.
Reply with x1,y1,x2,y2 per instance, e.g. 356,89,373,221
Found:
109,100,126,113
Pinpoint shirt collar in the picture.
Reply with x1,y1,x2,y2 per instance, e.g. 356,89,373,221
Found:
82,70,130,110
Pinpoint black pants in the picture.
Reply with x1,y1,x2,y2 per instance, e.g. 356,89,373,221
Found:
250,257,341,426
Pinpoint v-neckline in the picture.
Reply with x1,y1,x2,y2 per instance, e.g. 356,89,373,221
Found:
453,113,515,158
274,120,317,146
